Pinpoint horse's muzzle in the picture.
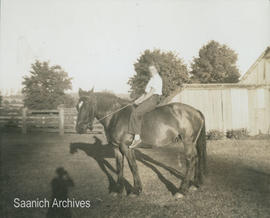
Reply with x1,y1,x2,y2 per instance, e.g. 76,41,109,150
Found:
76,124,87,134
87,123,94,131
75,123,93,134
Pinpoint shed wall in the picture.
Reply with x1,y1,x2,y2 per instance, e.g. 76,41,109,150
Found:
171,86,270,135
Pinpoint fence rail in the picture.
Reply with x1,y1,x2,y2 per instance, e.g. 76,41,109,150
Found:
0,106,103,135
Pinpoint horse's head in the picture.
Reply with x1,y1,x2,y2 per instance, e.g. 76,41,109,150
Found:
76,87,97,134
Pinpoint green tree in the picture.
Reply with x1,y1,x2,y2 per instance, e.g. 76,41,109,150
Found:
128,49,190,98
62,94,77,108
190,41,240,83
22,60,73,109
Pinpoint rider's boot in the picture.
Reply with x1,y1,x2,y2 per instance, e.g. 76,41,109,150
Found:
129,134,141,148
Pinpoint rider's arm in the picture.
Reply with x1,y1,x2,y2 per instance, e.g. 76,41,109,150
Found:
134,87,155,105
134,74,162,105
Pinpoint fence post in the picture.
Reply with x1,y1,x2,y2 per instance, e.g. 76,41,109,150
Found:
22,107,27,134
58,105,64,135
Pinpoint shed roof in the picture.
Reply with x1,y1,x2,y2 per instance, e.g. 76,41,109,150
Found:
182,83,270,90
240,46,270,83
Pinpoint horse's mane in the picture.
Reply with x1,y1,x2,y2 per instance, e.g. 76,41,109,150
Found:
95,92,131,113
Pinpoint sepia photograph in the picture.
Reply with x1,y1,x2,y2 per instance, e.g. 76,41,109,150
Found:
0,0,270,217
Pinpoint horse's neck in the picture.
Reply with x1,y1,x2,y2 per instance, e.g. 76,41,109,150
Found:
95,97,118,130
95,109,111,131
96,114,112,131
94,93,130,130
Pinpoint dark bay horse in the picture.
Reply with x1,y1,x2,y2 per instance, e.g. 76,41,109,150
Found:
75,88,207,199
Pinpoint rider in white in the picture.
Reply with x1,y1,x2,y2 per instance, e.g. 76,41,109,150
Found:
129,64,163,148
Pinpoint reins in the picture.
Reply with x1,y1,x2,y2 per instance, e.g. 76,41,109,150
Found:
95,103,133,123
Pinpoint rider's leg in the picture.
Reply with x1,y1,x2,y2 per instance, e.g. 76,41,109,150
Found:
129,95,160,148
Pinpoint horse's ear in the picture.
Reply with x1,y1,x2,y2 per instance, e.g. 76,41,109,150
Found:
79,88,83,97
89,86,94,94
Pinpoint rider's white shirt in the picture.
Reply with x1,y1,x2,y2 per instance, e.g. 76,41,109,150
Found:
145,74,162,95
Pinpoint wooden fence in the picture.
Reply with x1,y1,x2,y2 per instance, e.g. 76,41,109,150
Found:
0,106,22,129
0,106,103,135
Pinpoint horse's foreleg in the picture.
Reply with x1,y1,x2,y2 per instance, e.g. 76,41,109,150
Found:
120,144,142,194
114,147,124,193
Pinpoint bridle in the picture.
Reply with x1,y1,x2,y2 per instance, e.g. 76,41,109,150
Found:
76,97,96,130
77,97,133,126
95,103,132,123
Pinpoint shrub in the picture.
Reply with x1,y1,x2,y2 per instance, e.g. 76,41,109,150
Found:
62,94,77,108
206,130,224,140
250,134,270,140
226,128,249,139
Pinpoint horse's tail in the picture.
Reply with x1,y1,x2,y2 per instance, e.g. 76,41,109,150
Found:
196,113,207,184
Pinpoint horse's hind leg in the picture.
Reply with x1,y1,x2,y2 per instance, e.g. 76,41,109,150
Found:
120,143,142,195
176,139,197,198
114,147,124,194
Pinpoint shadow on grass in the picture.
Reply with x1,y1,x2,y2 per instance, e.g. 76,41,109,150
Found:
70,137,185,195
135,149,185,195
70,136,134,195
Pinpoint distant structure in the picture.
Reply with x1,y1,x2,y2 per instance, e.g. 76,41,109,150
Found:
240,47,270,85
171,46,270,135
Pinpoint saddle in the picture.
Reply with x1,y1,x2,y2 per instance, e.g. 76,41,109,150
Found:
157,87,182,107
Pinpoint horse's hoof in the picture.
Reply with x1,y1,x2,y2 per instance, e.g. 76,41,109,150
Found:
110,192,118,197
133,185,142,194
189,185,198,192
136,187,142,194
128,192,139,198
129,188,141,197
110,192,124,198
174,192,184,200
129,194,137,198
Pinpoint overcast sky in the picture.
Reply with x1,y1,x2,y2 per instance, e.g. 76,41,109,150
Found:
1,0,270,94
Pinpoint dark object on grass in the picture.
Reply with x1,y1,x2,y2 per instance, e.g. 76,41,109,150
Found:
47,167,74,218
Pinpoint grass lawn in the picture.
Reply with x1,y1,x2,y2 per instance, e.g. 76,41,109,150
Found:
1,132,270,218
